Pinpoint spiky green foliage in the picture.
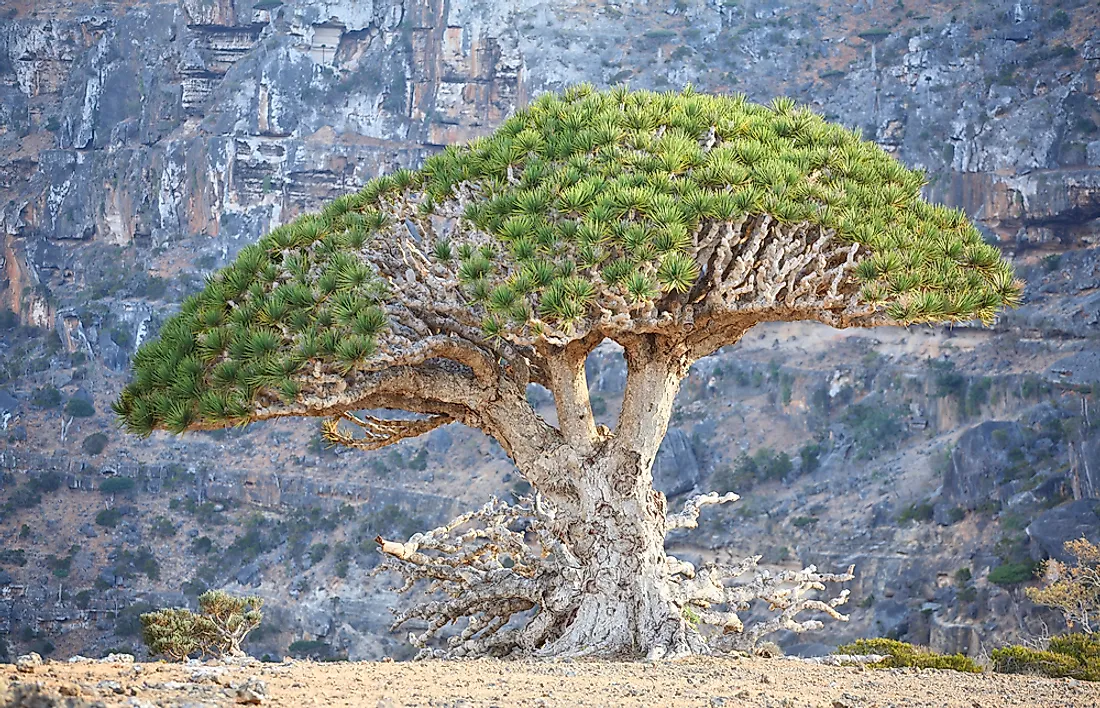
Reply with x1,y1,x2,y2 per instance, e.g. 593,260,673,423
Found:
140,607,217,661
117,85,1020,435
140,591,264,661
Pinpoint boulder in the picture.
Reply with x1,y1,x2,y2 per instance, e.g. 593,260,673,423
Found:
236,561,262,587
940,421,1026,509
15,652,42,673
1026,500,1100,562
651,428,702,498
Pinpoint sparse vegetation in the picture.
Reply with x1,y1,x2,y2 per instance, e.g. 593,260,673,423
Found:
835,638,981,673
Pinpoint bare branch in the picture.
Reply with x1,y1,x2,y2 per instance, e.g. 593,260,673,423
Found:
665,492,739,532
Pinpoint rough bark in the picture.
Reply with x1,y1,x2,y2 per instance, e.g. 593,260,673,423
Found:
375,336,854,659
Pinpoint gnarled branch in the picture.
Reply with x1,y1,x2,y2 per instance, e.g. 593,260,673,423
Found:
321,411,453,451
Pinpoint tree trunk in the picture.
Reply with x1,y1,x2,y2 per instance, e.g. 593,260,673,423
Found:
540,452,702,658
539,336,699,658
378,334,855,659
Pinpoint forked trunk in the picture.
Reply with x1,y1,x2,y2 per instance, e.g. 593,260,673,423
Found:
538,336,699,658
378,334,855,659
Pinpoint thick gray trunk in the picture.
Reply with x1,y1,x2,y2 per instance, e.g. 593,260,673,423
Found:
538,336,699,658
378,335,855,658
540,453,701,658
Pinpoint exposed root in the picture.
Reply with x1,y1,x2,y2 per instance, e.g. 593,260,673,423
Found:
376,492,854,659
374,497,581,659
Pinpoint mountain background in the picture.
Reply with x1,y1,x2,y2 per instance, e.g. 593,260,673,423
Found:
1,0,1099,662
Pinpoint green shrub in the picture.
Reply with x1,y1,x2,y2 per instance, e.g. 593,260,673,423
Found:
75,590,93,609
64,398,95,418
843,403,906,459
835,638,982,673
151,516,177,538
32,386,62,409
140,607,215,660
308,543,329,564
95,508,123,528
1049,633,1100,664
288,639,334,659
857,28,891,41
897,501,934,524
988,561,1038,585
82,432,109,455
191,536,214,555
0,549,27,566
991,644,1096,680
99,477,135,494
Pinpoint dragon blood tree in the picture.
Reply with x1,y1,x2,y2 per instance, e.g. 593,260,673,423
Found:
116,86,1020,659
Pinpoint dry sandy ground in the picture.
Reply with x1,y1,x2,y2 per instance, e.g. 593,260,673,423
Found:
4,656,1099,708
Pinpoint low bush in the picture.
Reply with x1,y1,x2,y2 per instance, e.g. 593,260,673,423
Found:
287,639,335,659
95,508,122,528
835,638,982,673
988,561,1038,586
897,501,935,524
32,386,62,409
991,637,1100,681
64,398,95,418
99,477,135,494
82,432,109,455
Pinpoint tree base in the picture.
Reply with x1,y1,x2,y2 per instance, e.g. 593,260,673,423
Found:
375,494,854,660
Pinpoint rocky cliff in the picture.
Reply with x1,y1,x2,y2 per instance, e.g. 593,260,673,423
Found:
1,0,1099,662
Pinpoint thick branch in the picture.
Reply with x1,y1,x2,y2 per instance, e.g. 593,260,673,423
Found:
542,340,601,454
614,334,688,467
321,412,453,451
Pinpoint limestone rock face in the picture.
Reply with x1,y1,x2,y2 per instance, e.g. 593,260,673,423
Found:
3,0,1100,662
941,421,1027,509
1027,500,1100,563
652,428,702,498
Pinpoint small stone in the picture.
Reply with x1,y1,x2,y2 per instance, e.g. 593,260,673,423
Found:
236,678,266,705
103,653,136,664
760,674,774,684
15,652,43,673
58,684,82,697
97,679,124,695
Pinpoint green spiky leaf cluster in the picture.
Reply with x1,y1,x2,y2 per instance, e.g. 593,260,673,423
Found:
116,194,396,435
117,85,1020,435
419,84,1018,331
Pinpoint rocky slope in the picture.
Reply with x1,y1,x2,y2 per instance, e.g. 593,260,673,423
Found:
0,0,1099,662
